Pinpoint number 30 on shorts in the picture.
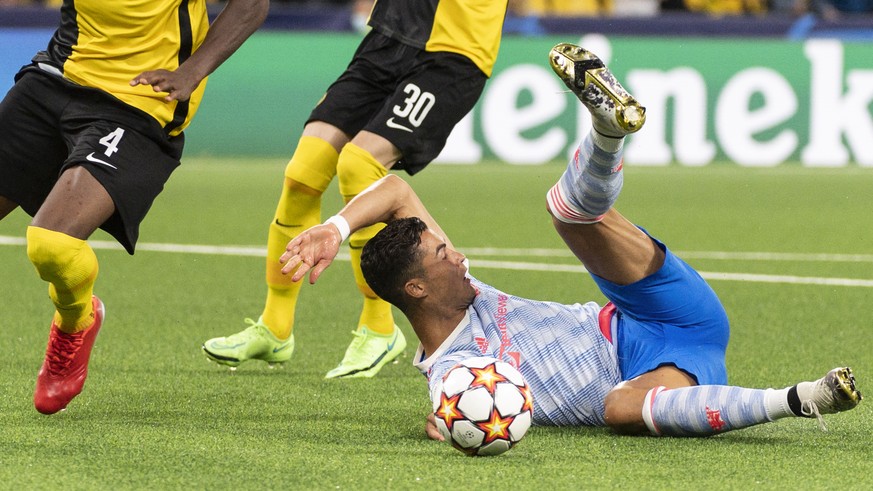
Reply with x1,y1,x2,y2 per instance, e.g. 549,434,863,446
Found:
392,83,435,128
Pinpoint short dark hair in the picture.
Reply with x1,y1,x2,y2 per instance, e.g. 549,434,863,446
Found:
361,217,428,312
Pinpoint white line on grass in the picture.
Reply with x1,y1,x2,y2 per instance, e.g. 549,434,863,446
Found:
464,247,873,263
470,260,873,287
2,235,872,288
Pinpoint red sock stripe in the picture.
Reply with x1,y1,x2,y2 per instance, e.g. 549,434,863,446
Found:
643,386,667,436
547,184,602,223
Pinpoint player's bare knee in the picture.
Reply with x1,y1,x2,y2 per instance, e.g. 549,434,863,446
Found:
603,386,649,435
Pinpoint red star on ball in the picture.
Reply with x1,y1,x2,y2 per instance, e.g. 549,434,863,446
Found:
481,409,513,444
520,383,534,413
469,364,508,393
436,392,464,429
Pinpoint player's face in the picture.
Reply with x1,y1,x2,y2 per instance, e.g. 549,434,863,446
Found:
417,229,476,306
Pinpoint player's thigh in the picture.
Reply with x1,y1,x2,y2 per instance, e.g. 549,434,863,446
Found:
31,165,115,238
592,234,729,331
552,210,663,286
301,121,350,154
364,52,488,175
65,119,181,252
593,239,729,386
349,130,402,168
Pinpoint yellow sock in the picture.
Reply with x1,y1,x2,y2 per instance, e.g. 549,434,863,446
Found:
26,226,98,333
337,143,393,334
337,142,389,200
349,225,394,335
263,136,338,339
285,136,339,192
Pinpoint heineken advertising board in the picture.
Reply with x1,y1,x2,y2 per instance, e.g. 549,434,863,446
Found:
3,30,871,166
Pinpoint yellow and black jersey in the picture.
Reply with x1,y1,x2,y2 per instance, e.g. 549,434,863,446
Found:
368,0,508,77
32,0,210,136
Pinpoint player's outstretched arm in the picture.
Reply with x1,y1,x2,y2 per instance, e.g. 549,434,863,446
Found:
280,174,453,283
339,174,452,249
129,0,269,101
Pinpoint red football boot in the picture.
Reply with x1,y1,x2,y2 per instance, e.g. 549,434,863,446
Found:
33,296,105,414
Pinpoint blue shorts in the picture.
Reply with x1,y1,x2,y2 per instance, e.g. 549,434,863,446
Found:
591,234,729,385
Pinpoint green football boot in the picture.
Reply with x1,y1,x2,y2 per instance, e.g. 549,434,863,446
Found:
202,317,294,369
325,326,407,379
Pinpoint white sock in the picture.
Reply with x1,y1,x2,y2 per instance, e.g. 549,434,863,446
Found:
546,131,624,224
763,387,796,420
643,385,776,437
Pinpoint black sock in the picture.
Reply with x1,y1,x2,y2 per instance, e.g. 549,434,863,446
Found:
787,385,803,417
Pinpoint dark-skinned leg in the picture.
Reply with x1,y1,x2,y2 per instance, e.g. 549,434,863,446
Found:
28,165,113,330
30,166,113,414
28,165,111,331
31,166,114,238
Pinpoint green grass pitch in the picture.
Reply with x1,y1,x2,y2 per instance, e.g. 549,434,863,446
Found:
1,159,871,489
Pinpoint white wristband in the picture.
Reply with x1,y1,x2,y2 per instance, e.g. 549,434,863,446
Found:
324,215,350,243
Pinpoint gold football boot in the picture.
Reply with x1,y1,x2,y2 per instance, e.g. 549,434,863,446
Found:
549,43,646,137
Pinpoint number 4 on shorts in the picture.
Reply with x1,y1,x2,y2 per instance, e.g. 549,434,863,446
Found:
98,127,125,157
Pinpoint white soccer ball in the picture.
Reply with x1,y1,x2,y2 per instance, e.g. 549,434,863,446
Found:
433,357,533,456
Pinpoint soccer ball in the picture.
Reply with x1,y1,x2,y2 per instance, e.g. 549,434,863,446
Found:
433,357,533,456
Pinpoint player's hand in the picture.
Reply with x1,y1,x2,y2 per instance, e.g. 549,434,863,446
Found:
130,68,202,102
279,224,342,283
425,413,445,441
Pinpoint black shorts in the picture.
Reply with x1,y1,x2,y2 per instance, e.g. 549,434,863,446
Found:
308,30,488,175
0,68,184,254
